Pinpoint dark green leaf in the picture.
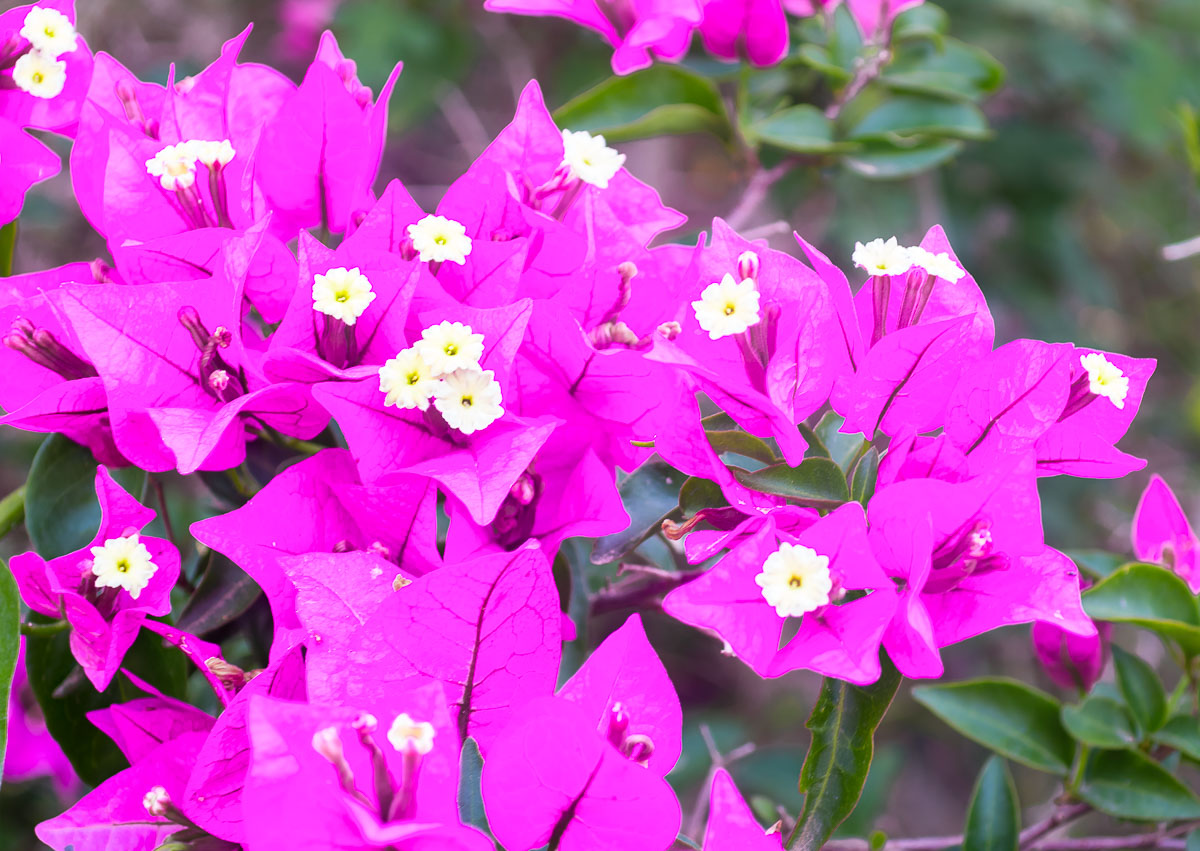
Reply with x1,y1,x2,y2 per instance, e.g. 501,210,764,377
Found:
963,757,1019,851
815,412,867,471
800,422,831,459
795,44,853,83
750,105,844,154
457,737,489,833
731,458,849,507
679,477,728,517
0,486,25,543
177,553,263,636
0,558,19,785
25,434,143,559
891,4,950,44
847,96,989,142
1082,563,1200,656
1078,749,1200,821
1153,715,1200,761
701,412,738,431
1064,550,1126,580
883,39,1005,102
591,461,682,564
553,65,732,143
1112,646,1167,733
1189,828,1200,851
844,140,964,179
789,658,903,850
913,679,1074,774
1060,697,1138,749
851,449,880,505
0,219,16,277
707,430,777,465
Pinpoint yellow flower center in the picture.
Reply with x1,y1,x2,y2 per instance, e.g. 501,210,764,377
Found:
32,71,43,84
44,27,55,37
788,574,804,589
724,303,736,316
461,396,473,408
116,559,130,574
406,371,421,385
444,343,457,356
434,235,447,245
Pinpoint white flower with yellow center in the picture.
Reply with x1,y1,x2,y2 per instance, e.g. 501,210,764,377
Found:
378,347,440,411
691,273,761,340
20,7,77,58
433,368,503,435
1080,352,1129,410
909,246,965,283
852,237,913,277
407,215,472,265
145,143,197,191
560,129,626,189
414,320,485,377
13,50,66,99
387,713,436,755
90,534,158,600
183,139,236,168
312,266,375,326
755,542,833,618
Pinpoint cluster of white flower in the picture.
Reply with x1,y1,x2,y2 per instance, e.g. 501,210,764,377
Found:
90,534,158,600
13,6,78,99
756,542,833,619
144,139,236,192
560,129,626,190
378,321,504,434
312,267,376,326
852,236,966,283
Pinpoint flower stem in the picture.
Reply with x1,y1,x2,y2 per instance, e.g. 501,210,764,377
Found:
0,485,26,542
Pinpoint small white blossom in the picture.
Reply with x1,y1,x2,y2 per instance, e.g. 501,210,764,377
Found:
414,320,485,377
312,266,375,326
407,214,472,265
90,534,158,600
560,129,625,189
1080,352,1129,410
691,273,761,340
20,7,77,58
183,139,236,168
387,713,436,755
755,542,833,619
908,246,966,283
145,143,197,191
433,368,503,435
378,347,440,411
13,50,66,99
852,236,913,277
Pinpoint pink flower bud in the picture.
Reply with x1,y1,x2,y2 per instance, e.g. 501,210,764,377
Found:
311,727,345,764
1032,619,1111,692
736,251,760,283
143,786,171,817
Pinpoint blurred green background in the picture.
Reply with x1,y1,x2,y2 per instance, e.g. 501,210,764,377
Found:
4,0,1200,846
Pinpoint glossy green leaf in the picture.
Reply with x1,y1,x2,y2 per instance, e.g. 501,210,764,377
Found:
1082,563,1200,656
1077,749,1200,821
1060,697,1138,749
847,96,989,142
913,679,1074,774
25,434,143,560
591,461,682,563
851,449,880,505
844,140,964,179
788,658,903,850
707,430,777,465
963,757,1019,851
678,477,728,517
815,412,867,471
457,737,489,833
553,65,731,144
177,553,263,636
1112,646,1167,733
750,105,844,154
1153,715,1200,761
731,458,849,507
0,558,19,786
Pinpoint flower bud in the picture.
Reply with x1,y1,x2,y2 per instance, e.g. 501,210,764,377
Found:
143,786,171,817
736,250,759,283
1032,619,1111,693
312,727,345,764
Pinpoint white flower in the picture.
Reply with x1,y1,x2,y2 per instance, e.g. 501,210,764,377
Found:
145,143,197,191
414,320,485,377
433,368,503,435
407,215,472,265
908,246,966,283
90,534,158,600
20,7,77,58
13,50,66,99
183,139,236,168
387,713,436,755
560,129,625,189
755,542,833,619
691,273,761,340
1080,352,1129,410
852,236,913,277
312,266,375,326
378,347,440,411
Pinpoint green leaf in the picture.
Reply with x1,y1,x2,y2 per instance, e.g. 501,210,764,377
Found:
457,737,489,833
177,553,263,636
0,219,16,277
891,4,950,44
847,96,989,142
0,486,25,544
795,44,853,83
963,757,1019,851
1189,828,1200,851
1082,563,1200,656
707,429,778,465
882,39,1006,102
1112,646,1167,733
788,658,903,850
731,458,849,507
1064,550,1125,580
749,105,844,154
815,412,866,471
553,65,732,144
1061,697,1138,749
843,140,964,179
0,558,19,786
25,434,143,559
913,679,1074,774
851,449,880,505
1153,715,1200,761
679,477,728,517
1077,749,1200,821
591,460,682,564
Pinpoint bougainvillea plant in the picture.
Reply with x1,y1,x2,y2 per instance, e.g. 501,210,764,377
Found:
1,2,1198,851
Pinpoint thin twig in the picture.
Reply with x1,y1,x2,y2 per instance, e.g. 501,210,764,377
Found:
589,569,705,615
1019,803,1093,848
438,85,492,157
1163,234,1200,261
725,159,798,231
